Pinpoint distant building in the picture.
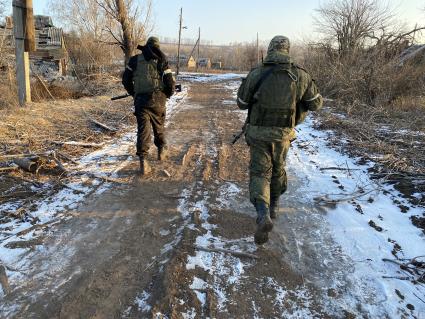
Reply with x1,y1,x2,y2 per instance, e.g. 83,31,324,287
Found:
198,58,211,69
34,15,54,30
187,56,196,69
169,55,197,69
212,61,222,69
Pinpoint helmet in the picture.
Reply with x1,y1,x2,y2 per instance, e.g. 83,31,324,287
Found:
267,36,290,54
146,36,160,48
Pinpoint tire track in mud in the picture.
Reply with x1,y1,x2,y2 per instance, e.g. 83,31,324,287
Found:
142,82,326,318
2,79,326,318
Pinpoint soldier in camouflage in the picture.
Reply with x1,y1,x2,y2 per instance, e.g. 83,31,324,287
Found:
237,35,323,245
122,37,175,175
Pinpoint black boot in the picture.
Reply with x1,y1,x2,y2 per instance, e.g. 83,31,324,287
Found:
139,156,151,175
158,147,168,161
254,202,273,245
270,197,279,219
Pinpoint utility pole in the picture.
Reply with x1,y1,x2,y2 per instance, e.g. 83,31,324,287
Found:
13,0,35,106
176,7,183,76
256,32,260,66
196,27,200,72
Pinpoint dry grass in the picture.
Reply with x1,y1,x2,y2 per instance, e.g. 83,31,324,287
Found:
0,80,18,109
0,94,134,158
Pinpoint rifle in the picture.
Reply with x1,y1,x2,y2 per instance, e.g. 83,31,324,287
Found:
111,84,182,101
111,94,131,101
231,119,248,144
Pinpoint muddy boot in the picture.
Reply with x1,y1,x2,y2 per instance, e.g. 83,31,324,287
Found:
270,197,280,219
158,147,168,161
254,202,273,245
139,157,151,175
254,229,269,245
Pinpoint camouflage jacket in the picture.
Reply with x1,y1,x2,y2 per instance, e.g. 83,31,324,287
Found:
237,52,323,141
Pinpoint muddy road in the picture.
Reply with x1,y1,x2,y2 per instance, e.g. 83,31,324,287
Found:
1,76,424,318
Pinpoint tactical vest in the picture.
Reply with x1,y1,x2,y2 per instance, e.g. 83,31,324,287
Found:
133,55,163,95
249,64,298,128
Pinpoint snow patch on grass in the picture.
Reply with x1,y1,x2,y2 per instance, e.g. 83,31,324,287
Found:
289,116,425,317
135,290,152,312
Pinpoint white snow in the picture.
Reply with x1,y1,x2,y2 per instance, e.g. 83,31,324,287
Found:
289,116,425,317
183,184,257,313
265,277,318,318
135,290,152,312
181,308,197,319
178,72,245,83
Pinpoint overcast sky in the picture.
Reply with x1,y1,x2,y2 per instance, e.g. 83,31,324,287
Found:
29,0,425,44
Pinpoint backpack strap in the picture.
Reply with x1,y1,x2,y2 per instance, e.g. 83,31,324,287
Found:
247,64,280,123
250,64,279,102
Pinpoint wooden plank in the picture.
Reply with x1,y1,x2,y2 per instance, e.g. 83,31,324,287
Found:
90,118,117,132
52,141,105,148
34,72,56,100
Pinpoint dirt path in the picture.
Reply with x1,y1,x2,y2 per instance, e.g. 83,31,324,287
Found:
1,77,424,318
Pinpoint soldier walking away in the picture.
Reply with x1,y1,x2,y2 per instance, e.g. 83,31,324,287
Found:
236,35,323,245
122,37,175,175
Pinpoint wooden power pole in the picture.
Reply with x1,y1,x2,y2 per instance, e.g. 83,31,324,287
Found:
196,27,200,72
176,7,183,76
13,0,35,106
256,32,260,66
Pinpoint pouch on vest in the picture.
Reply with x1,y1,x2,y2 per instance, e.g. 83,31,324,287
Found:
249,66,298,128
133,55,164,95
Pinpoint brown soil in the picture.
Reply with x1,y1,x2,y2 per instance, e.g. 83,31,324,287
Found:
0,80,332,318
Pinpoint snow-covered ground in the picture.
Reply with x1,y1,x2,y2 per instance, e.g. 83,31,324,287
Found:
178,72,244,83
288,117,425,318
219,77,425,317
1,74,423,318
0,90,188,300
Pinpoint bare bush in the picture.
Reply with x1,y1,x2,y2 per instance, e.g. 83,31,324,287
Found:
307,0,425,112
314,0,394,57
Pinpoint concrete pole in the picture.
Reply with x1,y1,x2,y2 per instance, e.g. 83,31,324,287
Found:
13,0,35,106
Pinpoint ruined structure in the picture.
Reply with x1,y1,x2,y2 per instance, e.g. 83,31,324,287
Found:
0,15,67,76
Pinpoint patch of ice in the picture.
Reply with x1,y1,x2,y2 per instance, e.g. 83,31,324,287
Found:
135,290,152,312
181,308,196,319
222,100,236,105
159,229,171,236
194,290,206,307
266,277,318,318
216,182,242,209
190,277,208,290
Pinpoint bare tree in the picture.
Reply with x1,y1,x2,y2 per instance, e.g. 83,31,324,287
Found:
94,0,152,64
314,0,394,57
48,0,152,65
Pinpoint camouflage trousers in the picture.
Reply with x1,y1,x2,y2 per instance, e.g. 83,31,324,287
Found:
247,136,290,206
134,92,167,157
